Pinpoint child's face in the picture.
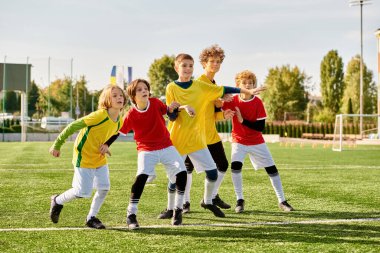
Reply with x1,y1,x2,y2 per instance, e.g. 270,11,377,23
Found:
175,59,194,81
111,88,125,110
202,56,221,74
134,82,149,104
238,78,256,90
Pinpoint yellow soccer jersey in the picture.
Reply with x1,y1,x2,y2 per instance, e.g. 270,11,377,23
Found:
197,74,224,145
53,109,121,169
166,79,224,155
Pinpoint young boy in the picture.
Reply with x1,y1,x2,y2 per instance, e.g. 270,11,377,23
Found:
104,79,192,229
161,54,265,218
223,70,294,213
180,45,234,214
49,84,126,229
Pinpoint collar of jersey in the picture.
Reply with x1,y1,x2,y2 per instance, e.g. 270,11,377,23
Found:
174,80,193,89
133,99,150,113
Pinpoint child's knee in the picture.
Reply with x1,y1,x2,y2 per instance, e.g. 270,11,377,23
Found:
74,188,92,198
205,169,218,181
231,161,243,173
265,165,279,176
175,171,187,191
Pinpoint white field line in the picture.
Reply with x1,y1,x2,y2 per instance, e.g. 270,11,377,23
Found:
1,217,379,232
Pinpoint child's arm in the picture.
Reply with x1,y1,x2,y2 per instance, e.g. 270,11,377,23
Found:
49,119,87,157
223,86,266,96
235,107,265,132
100,133,120,156
167,102,195,120
179,105,195,117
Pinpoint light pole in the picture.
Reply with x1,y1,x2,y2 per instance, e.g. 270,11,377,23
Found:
375,28,380,138
349,0,371,137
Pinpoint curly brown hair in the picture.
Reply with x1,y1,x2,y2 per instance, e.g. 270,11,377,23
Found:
235,70,257,87
199,44,225,64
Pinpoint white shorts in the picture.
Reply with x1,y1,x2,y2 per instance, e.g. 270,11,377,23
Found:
183,148,217,173
137,146,186,183
231,142,275,170
72,164,110,198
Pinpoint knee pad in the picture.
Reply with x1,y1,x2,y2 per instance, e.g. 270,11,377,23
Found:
216,159,229,173
168,181,176,192
205,169,218,181
185,156,194,173
265,165,279,176
175,171,187,192
231,161,243,173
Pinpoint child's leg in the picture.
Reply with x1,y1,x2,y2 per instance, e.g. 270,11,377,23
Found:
127,174,149,216
204,169,217,204
207,141,229,199
174,171,187,209
265,165,286,203
183,156,193,204
231,143,247,201
167,181,176,210
87,165,111,221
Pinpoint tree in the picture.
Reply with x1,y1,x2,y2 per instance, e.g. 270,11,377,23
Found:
0,91,20,113
148,55,178,97
341,55,376,114
28,81,40,117
320,50,344,114
261,65,309,121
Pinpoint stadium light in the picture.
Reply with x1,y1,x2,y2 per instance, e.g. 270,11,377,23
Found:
349,0,371,138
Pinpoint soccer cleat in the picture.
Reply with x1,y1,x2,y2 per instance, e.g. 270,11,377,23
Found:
201,200,225,218
171,208,183,226
212,194,231,209
126,214,139,230
235,199,245,213
183,201,190,214
157,209,173,219
86,216,106,229
50,194,63,223
279,200,294,212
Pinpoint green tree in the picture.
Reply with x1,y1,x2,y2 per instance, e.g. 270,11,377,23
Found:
0,91,20,113
261,65,309,121
341,55,376,114
320,50,344,114
148,55,178,97
28,81,40,117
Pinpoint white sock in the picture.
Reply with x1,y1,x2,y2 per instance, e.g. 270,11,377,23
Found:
55,188,77,205
212,171,225,198
184,173,192,204
167,190,175,210
204,178,215,204
127,202,138,216
232,171,244,200
87,189,108,221
269,174,286,203
175,191,185,210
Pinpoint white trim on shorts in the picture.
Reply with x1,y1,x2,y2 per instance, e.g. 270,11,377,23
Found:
183,148,217,173
231,142,275,170
137,145,186,183
72,164,110,198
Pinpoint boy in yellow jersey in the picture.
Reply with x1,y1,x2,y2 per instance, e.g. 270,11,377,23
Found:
162,53,265,217
49,84,126,229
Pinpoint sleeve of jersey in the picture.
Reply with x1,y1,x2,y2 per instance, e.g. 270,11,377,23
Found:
256,99,267,120
52,119,87,150
198,80,224,101
157,98,168,115
119,112,133,135
82,110,104,126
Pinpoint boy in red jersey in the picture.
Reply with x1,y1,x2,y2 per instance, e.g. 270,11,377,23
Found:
223,70,294,213
105,79,193,229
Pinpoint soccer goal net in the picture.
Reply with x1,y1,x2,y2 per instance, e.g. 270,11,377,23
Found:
332,114,380,151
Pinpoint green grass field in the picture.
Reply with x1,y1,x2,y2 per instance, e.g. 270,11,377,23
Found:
0,141,379,252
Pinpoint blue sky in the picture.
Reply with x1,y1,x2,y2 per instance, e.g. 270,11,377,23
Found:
1,0,379,95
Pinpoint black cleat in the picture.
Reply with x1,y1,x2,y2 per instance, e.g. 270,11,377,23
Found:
212,194,231,209
157,209,173,219
235,199,245,213
279,200,294,212
86,216,106,229
126,214,139,230
171,208,183,226
201,200,225,217
50,195,63,223
183,201,190,214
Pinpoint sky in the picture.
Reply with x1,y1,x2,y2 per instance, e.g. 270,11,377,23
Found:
1,0,379,95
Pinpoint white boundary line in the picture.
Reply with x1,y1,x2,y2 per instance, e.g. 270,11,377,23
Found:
1,217,379,232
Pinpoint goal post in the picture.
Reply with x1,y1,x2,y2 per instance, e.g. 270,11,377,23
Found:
332,114,379,151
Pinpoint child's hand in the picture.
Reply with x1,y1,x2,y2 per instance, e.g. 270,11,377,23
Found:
221,94,233,102
99,144,111,156
182,105,196,117
214,99,223,108
223,109,235,120
168,101,181,113
249,86,266,96
49,147,60,158
235,107,244,123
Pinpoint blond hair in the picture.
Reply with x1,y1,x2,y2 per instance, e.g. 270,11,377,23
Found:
175,53,194,68
235,70,257,87
98,84,127,111
199,44,225,64
127,79,151,105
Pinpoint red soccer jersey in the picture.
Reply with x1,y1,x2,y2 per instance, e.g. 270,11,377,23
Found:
119,97,173,151
223,95,267,145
